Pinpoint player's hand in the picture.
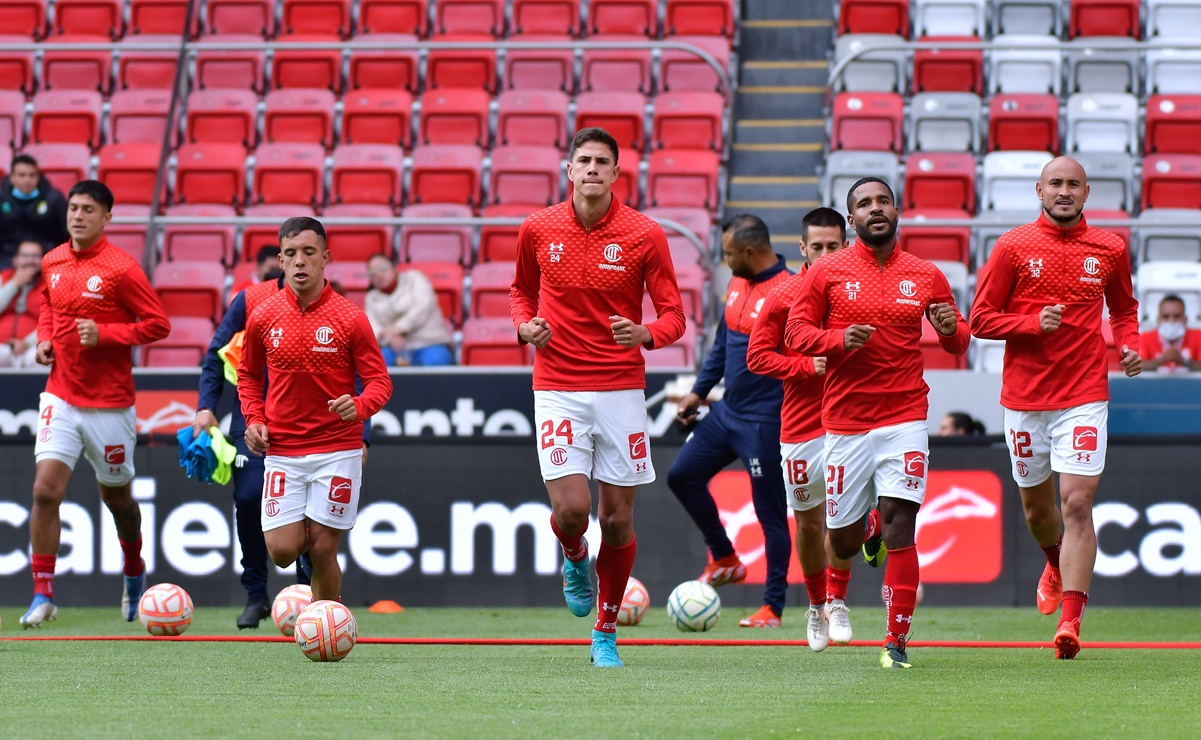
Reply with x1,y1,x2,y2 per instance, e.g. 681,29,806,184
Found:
34,340,53,365
812,357,827,376
245,424,269,455
1160,345,1184,364
12,264,38,287
192,409,219,439
676,392,703,424
519,317,552,349
1039,304,1065,334
75,318,99,346
329,394,359,422
844,324,875,351
1120,344,1142,377
928,303,958,336
10,338,28,356
610,315,651,347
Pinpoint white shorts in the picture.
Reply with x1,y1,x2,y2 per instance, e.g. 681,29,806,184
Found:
33,392,136,486
1003,401,1108,487
261,448,363,532
533,389,655,486
780,436,826,512
823,421,929,529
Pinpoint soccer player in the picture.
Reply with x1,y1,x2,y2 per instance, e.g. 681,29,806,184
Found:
785,179,970,668
509,127,686,667
21,180,171,627
238,217,392,603
970,156,1141,659
666,214,793,629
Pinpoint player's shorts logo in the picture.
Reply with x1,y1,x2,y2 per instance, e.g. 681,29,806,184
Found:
899,280,917,297
328,476,353,504
315,326,334,345
1016,460,1029,477
329,504,346,517
38,428,51,443
903,451,927,478
104,445,126,464
1073,426,1098,451
550,447,568,466
1083,257,1100,275
265,500,280,517
604,243,622,263
793,488,809,503
827,499,838,517
628,433,647,460
87,276,103,292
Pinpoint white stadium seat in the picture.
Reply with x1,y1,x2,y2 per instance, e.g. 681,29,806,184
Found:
1066,93,1139,154
982,151,1052,211
832,34,908,93
989,35,1062,95
909,92,982,152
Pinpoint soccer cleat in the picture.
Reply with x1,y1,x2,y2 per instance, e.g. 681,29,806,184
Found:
697,553,748,587
826,599,853,645
738,604,782,628
20,594,58,628
1036,563,1063,616
561,544,594,618
590,629,624,668
1054,620,1082,660
236,598,272,629
880,639,912,669
122,563,146,622
863,509,886,568
805,606,830,652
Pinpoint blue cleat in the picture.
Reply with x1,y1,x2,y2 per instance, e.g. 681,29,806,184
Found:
590,629,624,668
122,567,146,622
20,594,58,628
561,544,594,618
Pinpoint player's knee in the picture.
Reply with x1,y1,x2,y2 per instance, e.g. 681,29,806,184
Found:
796,513,823,541
551,505,589,533
827,531,860,561
598,508,632,536
266,542,298,568
1061,494,1094,525
665,464,692,494
31,477,66,508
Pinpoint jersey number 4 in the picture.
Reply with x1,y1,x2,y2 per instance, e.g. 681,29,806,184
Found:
540,419,574,450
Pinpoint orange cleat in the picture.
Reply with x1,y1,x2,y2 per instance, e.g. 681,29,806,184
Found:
1054,619,1081,659
697,553,747,588
738,604,782,628
1036,564,1063,615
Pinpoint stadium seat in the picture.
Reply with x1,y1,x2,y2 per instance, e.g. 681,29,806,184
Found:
194,35,266,92
981,151,1053,210
1146,95,1201,154
1070,0,1140,38
987,94,1060,153
931,259,970,308
1147,46,1201,95
820,151,899,208
116,35,180,90
1085,208,1132,253
142,317,215,368
908,93,981,152
644,206,712,265
497,90,569,148
272,34,343,91
643,321,696,368
1141,155,1201,210
903,153,977,212
419,89,491,147
0,36,35,95
838,0,910,36
411,261,465,324
342,89,414,147
348,35,420,92
504,39,576,93
358,0,428,35
1065,36,1140,94
587,0,657,36
185,89,258,147
652,91,726,151
434,0,504,36
512,0,580,36
162,204,237,264
252,143,326,208
830,92,903,153
992,0,1061,35
41,35,112,93
647,150,720,211
1138,209,1201,263
973,209,1030,264
240,205,315,262
469,261,516,318
109,89,174,145
659,36,730,92
0,0,46,38
971,337,1006,371
1065,93,1138,154
106,204,150,260
281,0,352,36
610,149,641,207
53,0,122,38
174,143,247,209
988,35,1062,95
264,88,336,148
921,320,967,369
673,262,705,323
461,317,528,365
0,147,11,178
324,261,370,307
899,209,973,264
1071,152,1136,211
832,34,908,93
409,145,483,207
1137,261,1201,321
479,204,536,262
0,92,25,150
399,204,473,264
911,35,983,93
98,143,164,205
426,35,497,91
206,0,273,36
129,0,200,36
574,91,647,152
665,0,735,39
330,144,404,207
913,0,985,36
154,261,225,322
31,91,102,148
1148,0,1201,38
324,203,395,262
489,146,562,206
21,143,90,192
581,39,652,94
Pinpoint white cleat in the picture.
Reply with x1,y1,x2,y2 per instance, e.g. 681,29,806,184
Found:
806,606,830,652
20,595,58,628
826,599,853,645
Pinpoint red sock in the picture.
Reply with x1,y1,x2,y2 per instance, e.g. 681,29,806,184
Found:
827,566,851,602
119,538,144,577
883,544,920,645
1061,590,1088,629
31,553,56,599
864,508,881,542
803,568,827,607
549,515,588,562
594,536,636,633
1041,534,1062,569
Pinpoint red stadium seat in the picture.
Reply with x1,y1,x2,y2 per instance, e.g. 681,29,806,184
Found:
194,35,266,92
162,204,237,264
665,0,734,39
490,146,562,206
206,0,273,36
240,205,315,262
107,204,149,260
409,145,483,207
574,91,647,152
272,34,343,91
0,36,35,95
497,90,569,148
988,94,1060,153
342,89,414,147
109,90,174,145
903,153,977,212
0,1,47,38
41,35,112,93
0,92,25,149
1069,0,1140,39
512,0,580,36
504,38,575,92
411,261,465,324
674,262,705,323
647,149,720,210
264,88,336,148
839,0,910,37
644,206,712,265
129,0,200,36
174,143,247,209
434,0,504,36
116,35,180,90
479,204,536,262
1141,155,1201,210
0,147,11,178
1145,96,1201,155
921,320,966,369
399,204,473,264
609,149,641,207
582,39,651,94
98,143,164,205
643,321,696,368
154,261,225,322
185,89,258,147
348,35,420,92
652,91,726,151
659,36,730,92
830,92,904,153
587,0,657,37
21,143,90,192
252,143,326,208
31,91,102,148
324,203,395,261
53,0,122,38
1087,209,1130,253
426,34,497,91
142,317,215,368
461,317,528,365
325,261,371,307
358,0,428,35
912,36,983,94
898,209,972,264
282,0,352,36
469,261,516,318
419,88,491,146
330,144,404,207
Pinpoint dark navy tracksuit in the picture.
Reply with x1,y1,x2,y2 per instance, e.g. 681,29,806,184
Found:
667,258,793,615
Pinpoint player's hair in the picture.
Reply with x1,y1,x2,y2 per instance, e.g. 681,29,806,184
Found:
255,245,279,265
722,214,772,253
278,216,326,245
845,176,896,213
946,411,986,435
1160,294,1186,310
801,207,847,243
11,154,38,171
67,180,114,212
569,127,620,164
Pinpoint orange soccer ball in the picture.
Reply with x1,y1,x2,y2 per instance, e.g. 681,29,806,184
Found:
617,577,650,626
294,600,358,662
138,583,194,636
272,584,314,637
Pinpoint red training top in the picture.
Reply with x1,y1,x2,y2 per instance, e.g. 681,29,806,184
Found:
1140,327,1201,373
785,240,970,435
239,281,393,457
970,213,1138,411
509,197,687,391
36,237,170,408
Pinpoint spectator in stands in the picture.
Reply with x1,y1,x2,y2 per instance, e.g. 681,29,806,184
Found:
0,155,69,269
938,411,986,436
364,254,453,366
0,241,46,367
1141,295,1201,373
230,246,283,299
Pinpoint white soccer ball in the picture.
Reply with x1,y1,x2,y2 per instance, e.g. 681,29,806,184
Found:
138,583,194,636
617,577,650,626
294,600,358,662
272,584,314,637
666,580,721,632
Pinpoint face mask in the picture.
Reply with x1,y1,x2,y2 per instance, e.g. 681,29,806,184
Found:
12,188,38,201
1159,321,1186,343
